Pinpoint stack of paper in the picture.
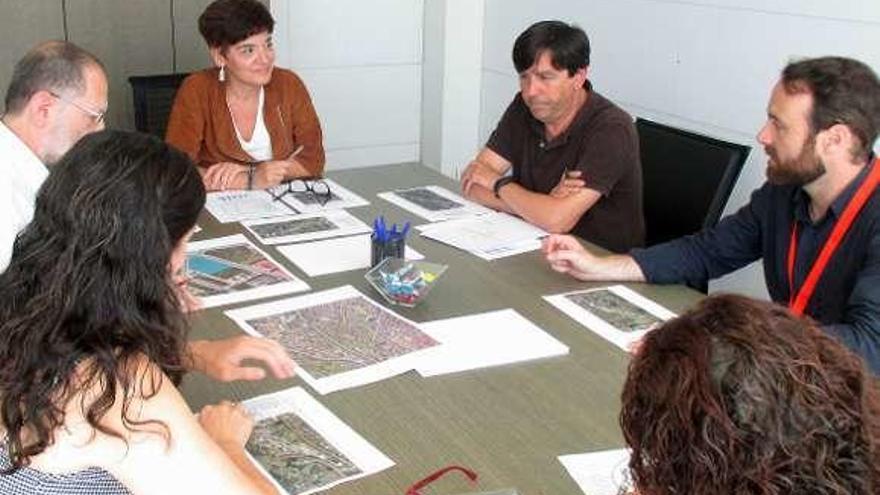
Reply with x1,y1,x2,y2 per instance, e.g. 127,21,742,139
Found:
418,211,547,260
415,309,569,376
558,449,631,495
276,234,424,277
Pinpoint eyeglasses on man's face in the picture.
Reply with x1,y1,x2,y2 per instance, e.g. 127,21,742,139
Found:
49,90,106,126
270,177,333,206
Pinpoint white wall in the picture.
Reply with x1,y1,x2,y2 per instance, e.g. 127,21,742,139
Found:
479,0,880,298
271,0,423,170
270,0,880,298
420,0,486,177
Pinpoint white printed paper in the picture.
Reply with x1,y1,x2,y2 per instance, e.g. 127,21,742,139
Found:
276,234,424,277
418,211,547,260
205,190,296,223
242,210,372,245
186,234,309,308
415,309,569,376
377,185,492,222
558,449,631,495
243,386,394,495
225,286,439,394
275,178,369,213
544,285,676,351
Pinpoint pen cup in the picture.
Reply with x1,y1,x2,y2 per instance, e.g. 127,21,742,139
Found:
370,233,406,267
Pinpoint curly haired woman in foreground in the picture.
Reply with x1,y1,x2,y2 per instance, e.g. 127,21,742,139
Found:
621,294,880,495
0,130,276,494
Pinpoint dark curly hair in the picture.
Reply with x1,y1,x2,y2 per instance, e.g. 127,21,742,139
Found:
620,294,880,494
0,130,205,471
198,0,274,50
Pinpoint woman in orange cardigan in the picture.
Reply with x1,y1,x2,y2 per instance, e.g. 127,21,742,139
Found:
166,0,325,191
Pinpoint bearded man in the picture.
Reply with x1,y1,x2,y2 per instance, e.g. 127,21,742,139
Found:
543,56,880,373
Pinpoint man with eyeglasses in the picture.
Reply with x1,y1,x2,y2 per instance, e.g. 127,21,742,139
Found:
1,40,107,270
0,40,297,385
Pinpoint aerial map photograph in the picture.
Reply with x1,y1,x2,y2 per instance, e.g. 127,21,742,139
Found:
246,412,361,494
187,243,293,297
247,295,438,378
395,187,465,211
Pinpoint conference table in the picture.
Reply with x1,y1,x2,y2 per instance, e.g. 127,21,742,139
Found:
180,163,703,495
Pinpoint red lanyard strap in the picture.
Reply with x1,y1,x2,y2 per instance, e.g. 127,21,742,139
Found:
788,158,880,315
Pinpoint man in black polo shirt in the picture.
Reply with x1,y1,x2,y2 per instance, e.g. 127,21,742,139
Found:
460,20,644,253
544,56,880,373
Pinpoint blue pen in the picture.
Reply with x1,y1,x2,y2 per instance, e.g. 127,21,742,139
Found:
374,216,386,242
400,221,410,238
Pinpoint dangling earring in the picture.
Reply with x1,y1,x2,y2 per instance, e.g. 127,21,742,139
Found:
218,65,226,82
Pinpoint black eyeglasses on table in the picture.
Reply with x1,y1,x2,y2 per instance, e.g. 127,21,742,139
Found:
269,177,333,206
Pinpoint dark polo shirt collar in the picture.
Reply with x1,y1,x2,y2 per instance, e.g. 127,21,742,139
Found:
526,80,595,150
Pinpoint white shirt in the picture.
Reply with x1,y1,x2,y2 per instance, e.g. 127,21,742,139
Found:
0,121,49,271
232,87,273,162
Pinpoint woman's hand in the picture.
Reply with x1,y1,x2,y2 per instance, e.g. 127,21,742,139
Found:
204,162,247,191
198,401,254,450
252,160,291,189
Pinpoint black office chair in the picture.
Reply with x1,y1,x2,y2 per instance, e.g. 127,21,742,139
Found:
637,118,750,248
129,73,190,138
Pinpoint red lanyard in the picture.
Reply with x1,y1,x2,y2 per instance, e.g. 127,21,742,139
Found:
787,158,880,315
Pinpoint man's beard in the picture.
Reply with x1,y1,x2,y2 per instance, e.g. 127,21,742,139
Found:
765,137,826,186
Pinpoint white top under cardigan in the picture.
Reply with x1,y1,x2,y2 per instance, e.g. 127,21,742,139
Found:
231,86,273,162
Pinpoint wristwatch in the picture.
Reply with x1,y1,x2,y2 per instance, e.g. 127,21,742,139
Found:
493,176,516,198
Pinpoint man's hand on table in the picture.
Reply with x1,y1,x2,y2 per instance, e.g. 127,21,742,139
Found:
542,234,646,282
188,336,297,382
461,160,503,196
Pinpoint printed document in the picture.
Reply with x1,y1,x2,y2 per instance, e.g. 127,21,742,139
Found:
418,211,547,260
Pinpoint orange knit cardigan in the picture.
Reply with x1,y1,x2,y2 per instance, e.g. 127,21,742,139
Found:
165,67,325,176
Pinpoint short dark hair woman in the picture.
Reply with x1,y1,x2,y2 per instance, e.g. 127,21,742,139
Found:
166,0,325,192
0,131,276,494
620,294,880,494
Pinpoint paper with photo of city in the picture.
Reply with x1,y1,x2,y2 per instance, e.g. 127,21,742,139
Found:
242,210,372,245
225,285,440,394
242,386,394,495
543,285,676,351
186,234,309,308
377,185,491,222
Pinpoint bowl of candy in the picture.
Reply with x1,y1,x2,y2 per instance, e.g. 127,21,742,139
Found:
365,258,447,307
